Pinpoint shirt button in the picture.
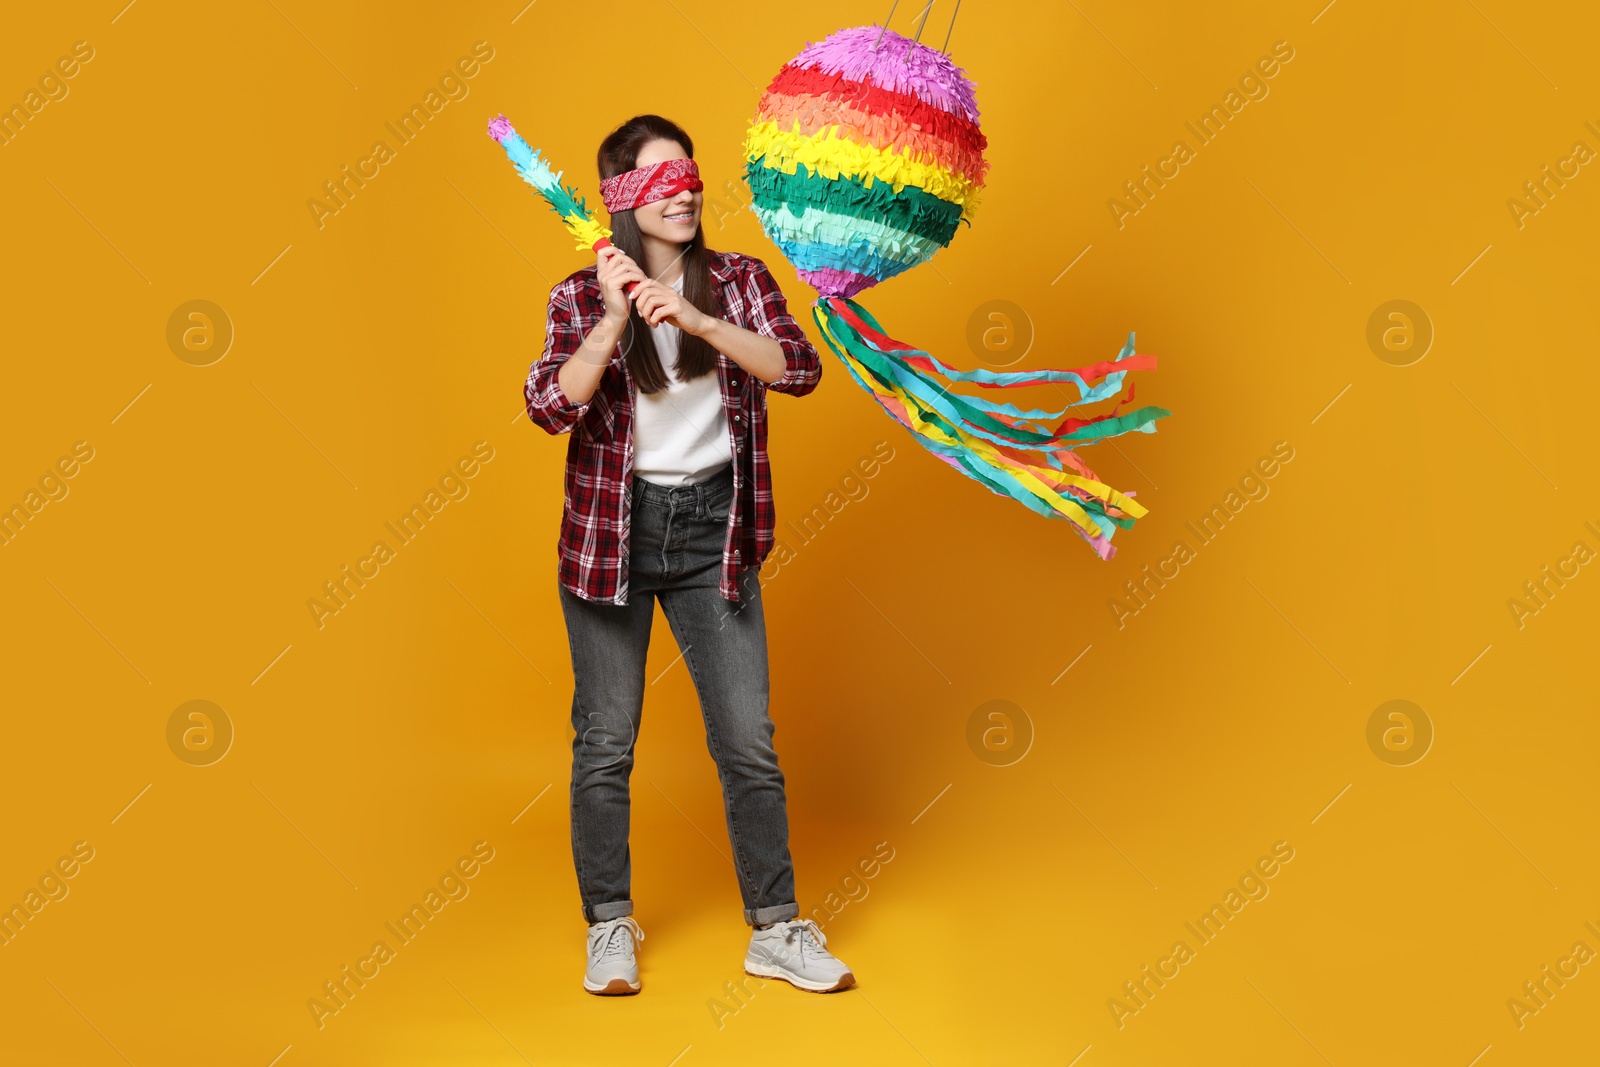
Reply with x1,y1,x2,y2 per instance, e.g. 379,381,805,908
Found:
734,414,742,423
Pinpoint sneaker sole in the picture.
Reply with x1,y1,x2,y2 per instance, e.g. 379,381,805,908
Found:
744,963,856,994
584,977,640,996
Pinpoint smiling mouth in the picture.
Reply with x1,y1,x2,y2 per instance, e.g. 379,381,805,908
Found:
664,211,695,223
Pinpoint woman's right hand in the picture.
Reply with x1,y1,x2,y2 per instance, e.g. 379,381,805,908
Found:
596,245,645,322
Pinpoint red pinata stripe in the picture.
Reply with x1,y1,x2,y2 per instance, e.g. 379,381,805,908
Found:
757,89,989,186
758,64,987,162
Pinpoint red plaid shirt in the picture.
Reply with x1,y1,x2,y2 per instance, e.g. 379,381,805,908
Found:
525,249,822,605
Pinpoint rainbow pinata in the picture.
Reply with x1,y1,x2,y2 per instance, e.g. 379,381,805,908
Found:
746,25,1172,559
741,25,988,298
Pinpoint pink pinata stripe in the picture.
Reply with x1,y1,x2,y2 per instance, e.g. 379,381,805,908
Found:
800,266,879,298
789,25,980,124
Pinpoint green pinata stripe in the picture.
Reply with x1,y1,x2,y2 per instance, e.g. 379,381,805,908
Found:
744,159,964,245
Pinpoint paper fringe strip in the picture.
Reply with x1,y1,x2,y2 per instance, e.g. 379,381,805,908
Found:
486,114,611,253
812,297,1170,559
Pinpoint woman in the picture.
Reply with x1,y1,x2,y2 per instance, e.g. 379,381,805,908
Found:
524,114,854,997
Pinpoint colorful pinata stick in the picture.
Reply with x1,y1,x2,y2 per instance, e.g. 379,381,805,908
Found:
743,25,1171,559
486,113,637,293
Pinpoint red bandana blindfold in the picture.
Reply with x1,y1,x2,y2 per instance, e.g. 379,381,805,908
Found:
598,157,704,214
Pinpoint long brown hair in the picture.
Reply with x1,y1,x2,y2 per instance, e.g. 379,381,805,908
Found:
597,115,721,395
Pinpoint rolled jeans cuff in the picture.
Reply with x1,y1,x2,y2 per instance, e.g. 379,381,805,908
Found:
746,901,799,927
586,899,634,923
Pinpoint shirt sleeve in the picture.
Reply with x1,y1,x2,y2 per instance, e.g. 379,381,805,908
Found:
524,279,594,435
741,257,822,397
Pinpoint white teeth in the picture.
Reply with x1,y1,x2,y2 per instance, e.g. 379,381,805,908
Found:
665,212,693,221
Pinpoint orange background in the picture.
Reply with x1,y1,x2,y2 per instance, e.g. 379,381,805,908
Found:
2,1,1598,1064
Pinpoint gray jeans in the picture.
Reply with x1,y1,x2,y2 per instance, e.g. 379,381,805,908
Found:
558,463,800,927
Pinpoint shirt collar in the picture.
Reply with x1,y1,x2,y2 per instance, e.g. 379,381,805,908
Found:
707,249,739,285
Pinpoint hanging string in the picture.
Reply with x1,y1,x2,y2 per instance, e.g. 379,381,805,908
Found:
872,0,899,50
942,0,963,52
874,0,962,58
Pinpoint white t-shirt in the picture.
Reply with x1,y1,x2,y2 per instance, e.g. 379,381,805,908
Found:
632,275,733,486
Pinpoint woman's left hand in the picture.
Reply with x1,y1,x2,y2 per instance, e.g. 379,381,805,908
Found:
630,278,715,336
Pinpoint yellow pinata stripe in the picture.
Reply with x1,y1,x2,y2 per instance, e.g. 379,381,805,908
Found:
744,120,982,213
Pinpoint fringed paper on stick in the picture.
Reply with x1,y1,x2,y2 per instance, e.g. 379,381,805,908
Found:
487,114,615,254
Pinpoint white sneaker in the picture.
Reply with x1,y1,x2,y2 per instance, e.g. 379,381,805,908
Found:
584,916,644,995
745,918,855,993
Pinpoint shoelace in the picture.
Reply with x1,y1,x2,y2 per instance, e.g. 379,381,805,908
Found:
775,919,827,963
590,917,644,961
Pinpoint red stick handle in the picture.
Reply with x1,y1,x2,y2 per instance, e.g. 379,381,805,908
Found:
592,237,641,296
